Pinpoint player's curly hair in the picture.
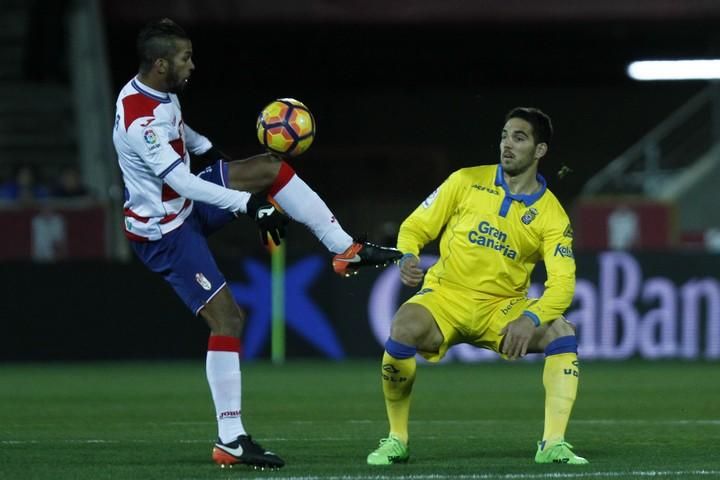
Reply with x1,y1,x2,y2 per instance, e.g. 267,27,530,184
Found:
136,18,189,74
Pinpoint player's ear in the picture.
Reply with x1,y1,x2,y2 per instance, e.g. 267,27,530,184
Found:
535,142,548,160
154,58,167,73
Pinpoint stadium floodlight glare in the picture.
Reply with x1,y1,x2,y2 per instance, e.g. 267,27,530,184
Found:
627,60,720,80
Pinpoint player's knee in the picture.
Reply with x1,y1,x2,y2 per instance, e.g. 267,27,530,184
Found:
206,308,245,337
256,158,281,188
390,319,422,347
390,310,432,347
217,312,245,336
546,316,575,341
390,305,442,350
229,155,281,192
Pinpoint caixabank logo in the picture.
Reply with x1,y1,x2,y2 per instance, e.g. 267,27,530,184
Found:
368,252,720,361
229,251,720,361
228,255,345,360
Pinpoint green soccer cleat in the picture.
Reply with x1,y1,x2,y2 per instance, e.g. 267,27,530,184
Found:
535,440,589,465
366,435,410,465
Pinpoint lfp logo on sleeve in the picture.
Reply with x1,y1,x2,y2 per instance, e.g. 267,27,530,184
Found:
143,128,160,150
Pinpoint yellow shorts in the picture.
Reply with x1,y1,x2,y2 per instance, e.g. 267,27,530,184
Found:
404,279,536,362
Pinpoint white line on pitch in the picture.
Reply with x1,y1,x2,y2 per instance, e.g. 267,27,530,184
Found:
208,472,720,480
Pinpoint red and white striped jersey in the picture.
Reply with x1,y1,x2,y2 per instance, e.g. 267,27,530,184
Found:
113,77,212,241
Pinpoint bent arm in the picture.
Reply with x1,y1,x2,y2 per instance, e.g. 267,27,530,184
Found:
164,162,251,213
184,123,213,155
524,216,576,325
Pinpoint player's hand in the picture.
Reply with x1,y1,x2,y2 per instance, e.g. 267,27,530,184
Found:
500,315,536,360
245,194,290,246
399,254,424,287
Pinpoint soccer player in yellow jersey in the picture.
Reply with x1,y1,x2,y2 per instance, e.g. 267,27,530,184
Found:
366,107,588,466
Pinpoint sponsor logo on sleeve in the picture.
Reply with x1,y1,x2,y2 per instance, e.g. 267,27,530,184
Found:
563,223,574,238
554,243,574,258
143,128,160,150
422,188,439,208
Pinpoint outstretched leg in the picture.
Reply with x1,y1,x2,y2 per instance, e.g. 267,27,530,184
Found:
228,154,401,273
228,154,353,252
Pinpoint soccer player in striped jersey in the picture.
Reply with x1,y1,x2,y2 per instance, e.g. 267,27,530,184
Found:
367,107,588,466
113,18,400,469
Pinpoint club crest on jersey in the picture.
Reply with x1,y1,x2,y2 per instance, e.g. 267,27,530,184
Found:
521,207,538,225
195,273,212,291
422,188,439,208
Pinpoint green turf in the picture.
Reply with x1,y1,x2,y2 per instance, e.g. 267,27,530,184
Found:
1,360,719,479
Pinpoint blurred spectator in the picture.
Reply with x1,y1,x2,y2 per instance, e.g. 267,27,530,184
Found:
607,206,639,250
0,165,50,203
52,166,91,198
705,228,720,253
31,207,67,262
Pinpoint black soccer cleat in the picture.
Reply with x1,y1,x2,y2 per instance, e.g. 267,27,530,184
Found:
332,241,403,277
212,434,285,470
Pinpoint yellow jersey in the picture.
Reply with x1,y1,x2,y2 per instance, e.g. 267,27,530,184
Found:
397,164,575,325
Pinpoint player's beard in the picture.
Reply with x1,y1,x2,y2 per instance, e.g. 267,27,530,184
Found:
501,155,535,177
166,64,188,94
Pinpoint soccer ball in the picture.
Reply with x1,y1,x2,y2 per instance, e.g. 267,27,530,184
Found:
256,98,316,157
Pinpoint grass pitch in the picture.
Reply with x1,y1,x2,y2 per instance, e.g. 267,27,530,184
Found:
1,359,719,479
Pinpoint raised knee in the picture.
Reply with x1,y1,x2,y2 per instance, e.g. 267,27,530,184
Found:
259,158,281,186
229,155,282,192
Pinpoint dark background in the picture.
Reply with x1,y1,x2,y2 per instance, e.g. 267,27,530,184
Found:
4,1,720,361
102,5,718,217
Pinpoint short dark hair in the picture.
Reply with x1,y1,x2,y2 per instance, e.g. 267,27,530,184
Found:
505,107,553,146
136,18,189,73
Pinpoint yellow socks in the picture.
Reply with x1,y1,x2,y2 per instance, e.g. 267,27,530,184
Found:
542,351,579,443
381,351,416,445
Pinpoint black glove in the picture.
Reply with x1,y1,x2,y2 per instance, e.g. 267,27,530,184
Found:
246,194,289,246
